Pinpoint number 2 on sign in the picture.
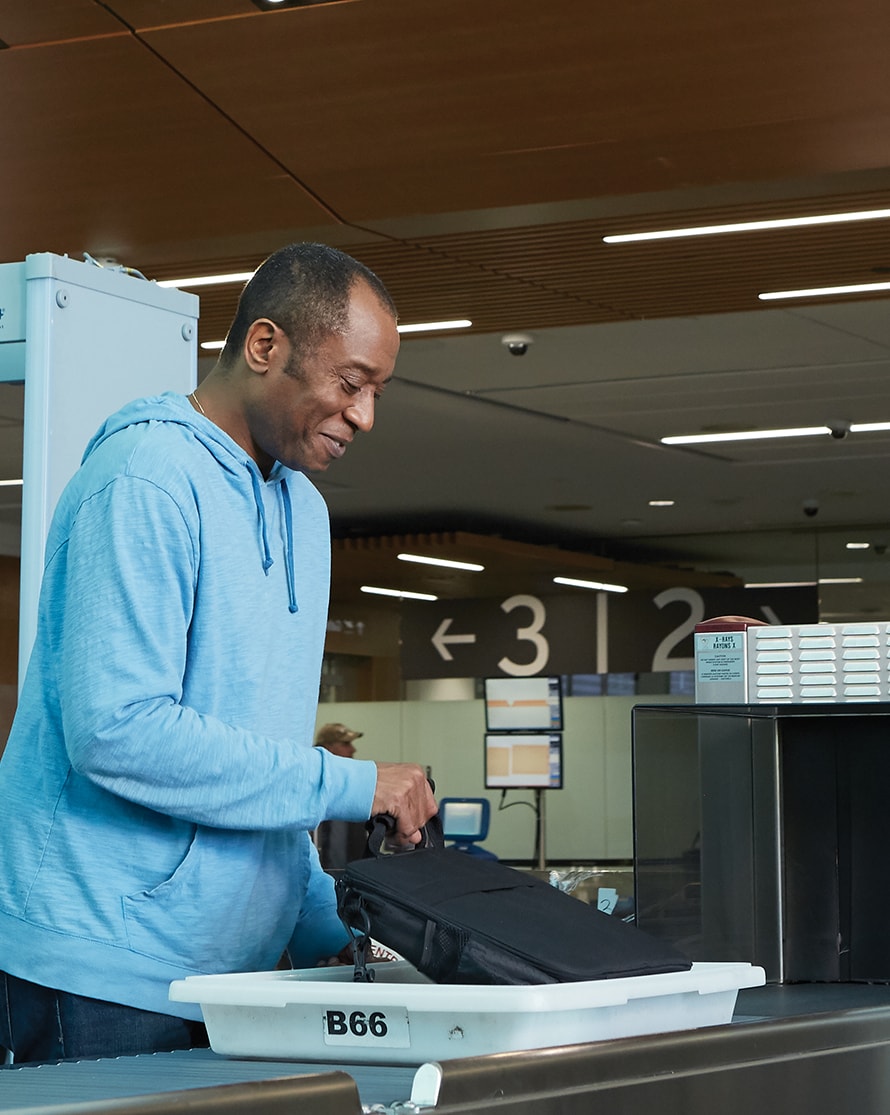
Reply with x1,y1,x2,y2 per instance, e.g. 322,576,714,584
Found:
651,587,705,672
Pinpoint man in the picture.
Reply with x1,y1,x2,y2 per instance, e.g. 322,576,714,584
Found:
313,723,372,868
0,243,437,1063
315,721,362,759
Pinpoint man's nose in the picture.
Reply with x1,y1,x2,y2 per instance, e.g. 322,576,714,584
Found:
345,394,375,433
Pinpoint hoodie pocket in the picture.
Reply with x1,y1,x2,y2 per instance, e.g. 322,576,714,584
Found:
122,826,301,972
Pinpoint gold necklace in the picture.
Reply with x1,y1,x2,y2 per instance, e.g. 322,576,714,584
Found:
189,390,206,417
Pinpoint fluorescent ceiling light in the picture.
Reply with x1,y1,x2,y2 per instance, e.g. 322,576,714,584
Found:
759,280,890,301
397,553,484,571
846,542,871,549
851,422,890,433
198,319,472,350
397,319,472,334
553,576,628,593
744,578,864,588
745,580,818,588
648,499,675,507
360,585,438,601
0,478,23,487
662,426,832,445
604,207,890,244
157,271,256,289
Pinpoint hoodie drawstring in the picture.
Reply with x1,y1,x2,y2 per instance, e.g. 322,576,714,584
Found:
249,470,274,574
279,477,299,614
249,468,298,614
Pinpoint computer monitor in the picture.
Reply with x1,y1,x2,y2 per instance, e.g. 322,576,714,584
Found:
483,675,563,732
439,798,490,843
484,732,563,790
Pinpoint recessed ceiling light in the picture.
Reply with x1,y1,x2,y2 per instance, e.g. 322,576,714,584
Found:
664,422,890,445
251,0,347,9
553,576,628,593
759,280,890,301
197,319,472,351
604,207,890,244
744,578,863,587
360,585,438,600
157,271,255,289
397,319,472,334
745,580,817,588
397,553,484,571
662,425,832,445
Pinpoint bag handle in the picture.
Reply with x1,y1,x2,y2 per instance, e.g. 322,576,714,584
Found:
365,808,445,856
364,775,443,856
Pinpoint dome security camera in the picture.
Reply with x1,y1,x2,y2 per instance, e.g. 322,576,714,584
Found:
802,498,820,518
827,420,851,440
501,332,534,356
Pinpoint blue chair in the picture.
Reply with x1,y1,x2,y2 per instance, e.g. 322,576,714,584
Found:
439,797,498,859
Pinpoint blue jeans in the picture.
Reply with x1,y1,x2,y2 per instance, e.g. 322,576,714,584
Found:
0,971,208,1064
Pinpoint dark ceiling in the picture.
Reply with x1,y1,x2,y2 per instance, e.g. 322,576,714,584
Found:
3,0,890,614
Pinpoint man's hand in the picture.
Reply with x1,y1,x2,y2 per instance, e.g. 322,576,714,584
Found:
371,762,437,845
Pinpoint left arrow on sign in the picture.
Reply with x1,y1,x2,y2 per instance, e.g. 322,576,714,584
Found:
432,618,477,662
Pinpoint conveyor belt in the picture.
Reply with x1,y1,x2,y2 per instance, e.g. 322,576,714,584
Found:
0,1047,417,1112
5,985,890,1114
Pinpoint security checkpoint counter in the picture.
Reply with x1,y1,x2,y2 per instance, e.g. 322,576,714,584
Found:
4,983,890,1115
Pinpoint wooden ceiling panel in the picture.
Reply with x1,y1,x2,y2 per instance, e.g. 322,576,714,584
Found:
0,1,123,44
136,0,890,221
0,37,338,265
104,0,258,28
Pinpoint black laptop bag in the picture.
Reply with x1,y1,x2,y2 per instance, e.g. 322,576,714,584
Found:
335,814,691,984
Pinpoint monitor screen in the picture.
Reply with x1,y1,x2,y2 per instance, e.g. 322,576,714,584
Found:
440,798,490,842
483,675,563,732
484,732,563,790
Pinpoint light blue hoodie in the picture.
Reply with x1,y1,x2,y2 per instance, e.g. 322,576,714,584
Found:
0,393,377,1019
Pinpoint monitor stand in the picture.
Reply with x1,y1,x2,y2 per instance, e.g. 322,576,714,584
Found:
535,788,547,870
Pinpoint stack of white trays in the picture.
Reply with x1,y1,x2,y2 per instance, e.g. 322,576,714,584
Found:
750,622,890,703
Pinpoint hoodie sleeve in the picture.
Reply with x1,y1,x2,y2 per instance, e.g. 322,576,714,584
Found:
43,471,377,831
286,843,352,967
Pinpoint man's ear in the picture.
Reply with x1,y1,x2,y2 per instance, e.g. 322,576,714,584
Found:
243,318,280,374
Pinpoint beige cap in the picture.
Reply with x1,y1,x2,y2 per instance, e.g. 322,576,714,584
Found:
315,722,363,747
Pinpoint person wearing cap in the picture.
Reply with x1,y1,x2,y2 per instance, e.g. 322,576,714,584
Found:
315,722,363,759
313,724,371,869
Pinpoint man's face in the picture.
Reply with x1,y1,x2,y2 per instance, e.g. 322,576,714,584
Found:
327,739,357,759
249,280,399,474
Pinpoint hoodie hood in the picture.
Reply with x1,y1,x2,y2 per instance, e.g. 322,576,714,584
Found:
83,392,303,612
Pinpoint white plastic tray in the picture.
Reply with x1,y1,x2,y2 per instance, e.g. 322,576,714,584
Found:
169,960,765,1065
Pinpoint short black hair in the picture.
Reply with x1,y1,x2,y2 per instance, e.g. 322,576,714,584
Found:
219,242,397,367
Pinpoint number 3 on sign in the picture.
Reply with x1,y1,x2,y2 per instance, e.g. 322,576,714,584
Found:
498,594,550,676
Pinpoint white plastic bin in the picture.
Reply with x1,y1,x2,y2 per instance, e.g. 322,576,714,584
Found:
169,960,765,1066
